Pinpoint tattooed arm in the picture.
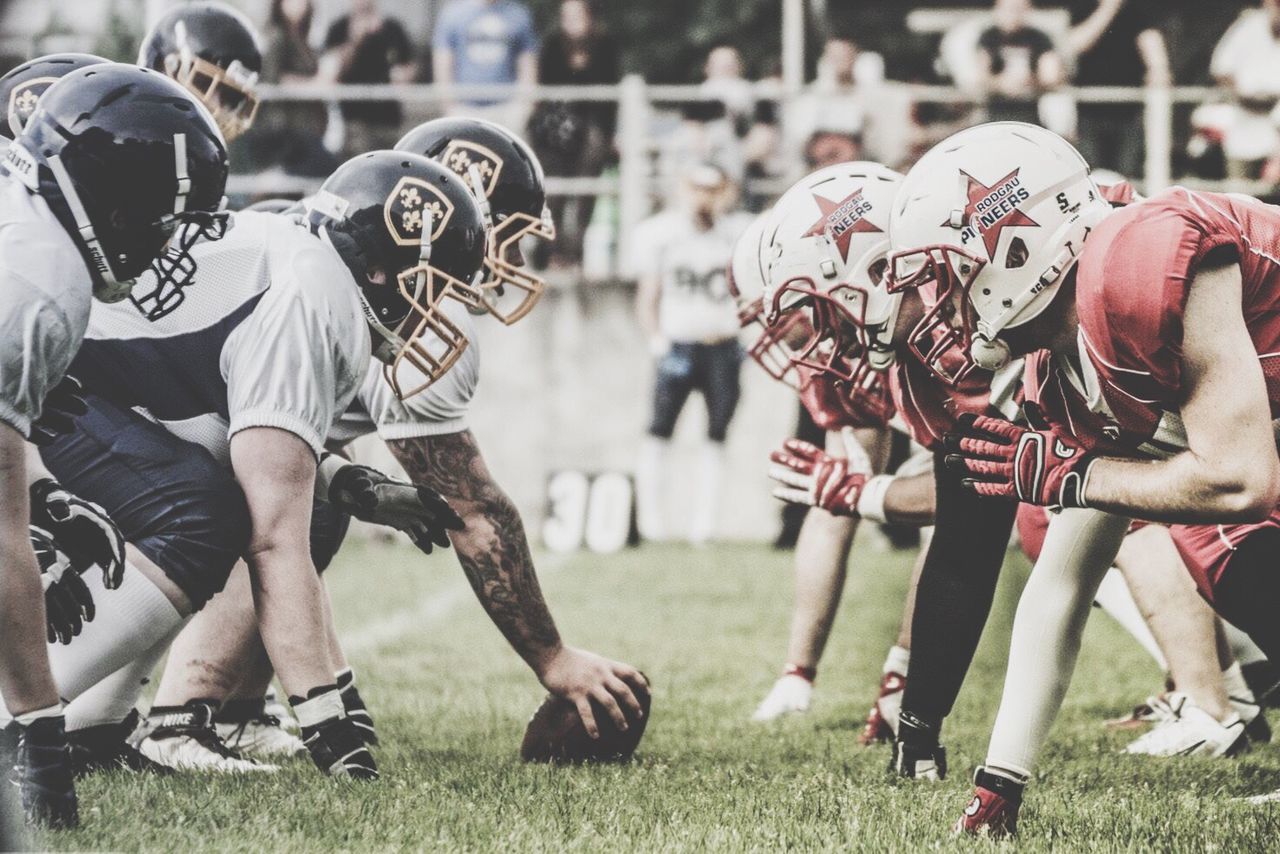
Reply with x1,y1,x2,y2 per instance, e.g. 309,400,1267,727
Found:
387,430,648,735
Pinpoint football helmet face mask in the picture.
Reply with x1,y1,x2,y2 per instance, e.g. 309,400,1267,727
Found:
0,53,109,141
759,161,903,421
887,122,1113,386
396,117,555,325
306,151,488,399
138,2,263,142
4,64,229,311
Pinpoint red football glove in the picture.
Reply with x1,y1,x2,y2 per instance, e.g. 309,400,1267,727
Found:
769,427,872,516
944,405,1095,509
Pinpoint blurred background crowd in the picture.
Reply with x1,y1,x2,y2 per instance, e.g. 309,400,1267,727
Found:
1,0,1276,543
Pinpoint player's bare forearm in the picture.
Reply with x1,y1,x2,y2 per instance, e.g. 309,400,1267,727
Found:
883,472,936,526
232,427,336,696
1085,262,1279,522
388,431,563,672
0,424,59,713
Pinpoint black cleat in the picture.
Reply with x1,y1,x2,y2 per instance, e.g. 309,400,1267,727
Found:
14,716,78,829
67,710,174,777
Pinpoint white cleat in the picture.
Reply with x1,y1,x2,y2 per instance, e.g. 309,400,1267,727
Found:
1124,693,1247,758
752,674,813,722
134,703,280,773
217,717,307,760
264,689,300,734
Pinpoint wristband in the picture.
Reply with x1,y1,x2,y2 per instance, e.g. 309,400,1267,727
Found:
856,474,895,524
316,453,348,504
783,663,817,683
15,703,63,725
291,686,345,728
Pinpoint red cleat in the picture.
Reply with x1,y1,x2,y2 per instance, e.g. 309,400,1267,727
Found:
858,671,905,746
954,771,1023,838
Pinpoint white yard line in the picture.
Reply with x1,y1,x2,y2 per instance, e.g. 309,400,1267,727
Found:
344,553,571,656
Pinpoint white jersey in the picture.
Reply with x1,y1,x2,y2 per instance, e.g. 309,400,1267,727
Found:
0,172,93,437
328,298,480,444
71,211,370,465
632,209,752,343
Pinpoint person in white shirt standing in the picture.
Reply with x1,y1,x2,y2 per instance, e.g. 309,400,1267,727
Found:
634,163,753,545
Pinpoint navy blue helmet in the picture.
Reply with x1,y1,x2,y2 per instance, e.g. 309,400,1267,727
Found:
3,63,229,312
0,53,109,141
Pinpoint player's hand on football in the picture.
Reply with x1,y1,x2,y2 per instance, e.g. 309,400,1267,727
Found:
768,426,872,515
538,646,649,739
943,405,1095,510
29,478,126,589
31,525,95,644
328,462,465,553
29,375,88,446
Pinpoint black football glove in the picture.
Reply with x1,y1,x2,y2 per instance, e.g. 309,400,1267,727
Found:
29,479,126,589
290,687,378,780
29,376,88,447
31,526,94,645
889,711,947,781
13,715,79,829
327,460,464,554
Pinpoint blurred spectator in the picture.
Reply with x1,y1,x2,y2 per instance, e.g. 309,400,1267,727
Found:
975,0,1065,124
319,0,416,155
702,45,754,136
660,101,745,191
255,0,336,176
633,163,753,546
531,0,620,266
433,0,539,130
787,35,912,171
1200,0,1280,178
1067,0,1170,177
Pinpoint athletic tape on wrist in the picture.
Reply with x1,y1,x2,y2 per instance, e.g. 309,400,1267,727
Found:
291,688,345,728
856,474,895,524
14,703,63,725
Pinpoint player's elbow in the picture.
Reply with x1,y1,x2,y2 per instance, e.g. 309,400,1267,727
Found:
1213,463,1280,522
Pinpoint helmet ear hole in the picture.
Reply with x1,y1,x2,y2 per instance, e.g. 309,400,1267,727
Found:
1005,237,1029,270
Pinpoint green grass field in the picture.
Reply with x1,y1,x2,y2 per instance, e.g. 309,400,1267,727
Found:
36,538,1280,851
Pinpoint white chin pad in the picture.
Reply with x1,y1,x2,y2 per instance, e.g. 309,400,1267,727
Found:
970,336,1012,371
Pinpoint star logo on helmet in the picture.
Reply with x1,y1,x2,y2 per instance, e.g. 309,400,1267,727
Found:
385,177,454,246
802,188,882,263
950,168,1039,259
441,140,503,197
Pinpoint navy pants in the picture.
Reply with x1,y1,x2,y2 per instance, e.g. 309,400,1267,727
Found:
41,393,348,609
648,340,743,442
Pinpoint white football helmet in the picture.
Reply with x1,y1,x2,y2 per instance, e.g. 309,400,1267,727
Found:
728,214,809,388
888,122,1113,384
758,162,904,417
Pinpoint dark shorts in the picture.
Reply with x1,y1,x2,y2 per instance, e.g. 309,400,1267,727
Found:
41,393,352,607
648,340,743,442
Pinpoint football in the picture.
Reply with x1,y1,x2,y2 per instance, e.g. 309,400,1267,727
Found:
520,683,652,764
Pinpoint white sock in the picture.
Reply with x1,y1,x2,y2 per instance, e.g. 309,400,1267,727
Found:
883,645,910,676
46,561,185,703
635,436,670,541
689,441,725,545
1094,567,1168,671
1222,661,1256,703
64,622,184,732
1223,619,1268,667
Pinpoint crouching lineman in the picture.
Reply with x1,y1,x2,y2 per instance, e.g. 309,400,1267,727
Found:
892,121,1280,830
31,151,482,781
0,63,229,826
88,118,649,766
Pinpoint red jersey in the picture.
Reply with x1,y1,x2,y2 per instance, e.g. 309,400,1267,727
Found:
1075,188,1280,448
890,355,1021,451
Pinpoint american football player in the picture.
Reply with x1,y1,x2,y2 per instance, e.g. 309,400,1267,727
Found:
114,118,648,764
137,1,263,143
731,165,933,726
891,121,1280,828
0,62,228,827
32,151,481,782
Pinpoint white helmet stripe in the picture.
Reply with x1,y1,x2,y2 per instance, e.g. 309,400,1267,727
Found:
173,132,190,214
